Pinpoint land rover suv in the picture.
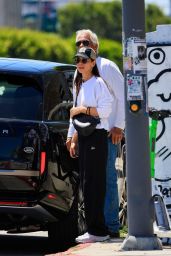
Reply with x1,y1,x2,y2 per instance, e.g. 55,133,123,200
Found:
0,58,80,245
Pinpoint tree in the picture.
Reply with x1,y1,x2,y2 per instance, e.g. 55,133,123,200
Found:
58,1,122,42
58,1,171,42
146,4,171,32
0,28,74,63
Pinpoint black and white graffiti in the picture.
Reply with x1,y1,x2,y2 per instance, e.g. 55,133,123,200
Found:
147,25,171,209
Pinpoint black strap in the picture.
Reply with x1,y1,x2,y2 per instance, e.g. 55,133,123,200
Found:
74,84,81,107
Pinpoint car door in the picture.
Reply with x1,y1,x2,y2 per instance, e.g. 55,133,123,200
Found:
42,68,79,211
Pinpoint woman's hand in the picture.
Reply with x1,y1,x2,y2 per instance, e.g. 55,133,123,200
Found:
66,137,72,151
69,132,79,158
70,141,78,158
70,106,86,118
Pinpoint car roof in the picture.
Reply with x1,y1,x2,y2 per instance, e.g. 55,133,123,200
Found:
0,58,75,74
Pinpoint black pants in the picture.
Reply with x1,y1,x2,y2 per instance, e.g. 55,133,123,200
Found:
78,129,108,236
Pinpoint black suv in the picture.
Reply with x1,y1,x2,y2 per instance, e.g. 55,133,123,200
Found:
0,58,81,245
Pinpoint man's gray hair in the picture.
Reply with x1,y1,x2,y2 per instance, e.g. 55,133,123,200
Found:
76,29,99,54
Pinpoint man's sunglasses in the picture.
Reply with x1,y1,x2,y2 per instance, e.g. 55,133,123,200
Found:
75,57,90,64
75,40,90,47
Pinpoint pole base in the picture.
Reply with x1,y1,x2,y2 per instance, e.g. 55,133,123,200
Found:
120,235,162,251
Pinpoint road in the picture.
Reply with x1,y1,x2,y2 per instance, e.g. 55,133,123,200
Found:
0,231,72,256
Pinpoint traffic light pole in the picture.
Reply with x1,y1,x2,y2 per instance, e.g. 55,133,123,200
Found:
121,0,162,250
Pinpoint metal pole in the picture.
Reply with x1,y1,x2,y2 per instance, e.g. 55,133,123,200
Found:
121,0,162,250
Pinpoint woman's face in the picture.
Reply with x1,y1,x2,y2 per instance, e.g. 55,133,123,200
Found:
75,57,95,76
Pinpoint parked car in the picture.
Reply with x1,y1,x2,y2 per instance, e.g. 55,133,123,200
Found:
0,57,81,245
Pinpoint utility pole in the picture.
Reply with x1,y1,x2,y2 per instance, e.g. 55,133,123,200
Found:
121,0,162,250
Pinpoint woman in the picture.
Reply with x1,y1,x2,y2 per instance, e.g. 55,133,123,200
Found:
68,47,113,243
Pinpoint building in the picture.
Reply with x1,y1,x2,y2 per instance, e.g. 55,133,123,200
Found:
0,0,22,28
22,0,57,31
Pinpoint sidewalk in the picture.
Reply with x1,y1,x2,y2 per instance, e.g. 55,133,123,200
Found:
46,238,171,256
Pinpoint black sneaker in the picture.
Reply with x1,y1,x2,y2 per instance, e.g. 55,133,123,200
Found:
108,231,120,238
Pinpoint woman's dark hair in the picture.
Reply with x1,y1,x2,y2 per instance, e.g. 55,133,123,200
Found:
75,62,100,95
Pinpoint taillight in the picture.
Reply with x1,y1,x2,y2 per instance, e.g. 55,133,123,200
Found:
40,151,46,175
0,201,27,206
48,194,57,200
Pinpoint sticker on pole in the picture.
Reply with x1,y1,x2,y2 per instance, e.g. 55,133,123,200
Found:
126,38,147,73
127,74,143,101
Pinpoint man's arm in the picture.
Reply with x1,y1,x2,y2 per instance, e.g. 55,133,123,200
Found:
103,61,125,144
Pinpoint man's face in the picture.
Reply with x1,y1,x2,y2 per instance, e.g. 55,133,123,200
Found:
76,33,97,52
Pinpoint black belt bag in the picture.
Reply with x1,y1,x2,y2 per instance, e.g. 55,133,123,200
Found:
73,113,100,136
73,83,100,136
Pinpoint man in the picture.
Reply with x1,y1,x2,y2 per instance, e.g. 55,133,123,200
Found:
67,29,125,238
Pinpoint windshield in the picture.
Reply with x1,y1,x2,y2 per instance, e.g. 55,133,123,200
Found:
0,75,43,120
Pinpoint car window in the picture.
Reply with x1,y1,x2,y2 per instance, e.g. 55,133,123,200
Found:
0,75,43,120
44,70,74,121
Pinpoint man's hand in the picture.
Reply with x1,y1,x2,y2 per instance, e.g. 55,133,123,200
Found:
108,127,123,144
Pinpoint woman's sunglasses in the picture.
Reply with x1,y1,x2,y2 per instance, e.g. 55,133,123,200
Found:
75,40,90,47
75,57,90,64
